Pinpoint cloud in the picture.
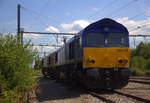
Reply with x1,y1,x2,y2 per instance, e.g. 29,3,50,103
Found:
116,17,150,48
32,45,58,56
23,33,41,39
45,26,59,33
88,8,102,15
43,18,150,49
51,35,65,45
116,17,150,35
93,8,99,12
61,20,90,33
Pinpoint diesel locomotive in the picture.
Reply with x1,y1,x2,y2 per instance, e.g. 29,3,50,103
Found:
41,18,130,89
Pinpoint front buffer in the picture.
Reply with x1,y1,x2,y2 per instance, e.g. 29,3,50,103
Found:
82,48,130,89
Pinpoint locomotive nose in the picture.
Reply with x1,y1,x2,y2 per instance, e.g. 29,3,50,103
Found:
119,59,128,64
86,59,95,64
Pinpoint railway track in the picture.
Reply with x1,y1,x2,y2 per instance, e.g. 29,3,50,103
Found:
130,76,150,80
85,90,115,103
85,89,150,103
57,76,150,103
129,80,150,85
112,90,150,103
129,76,150,85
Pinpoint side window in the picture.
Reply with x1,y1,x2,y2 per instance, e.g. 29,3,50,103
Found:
77,38,80,48
76,38,81,58
69,41,75,60
79,36,82,46
55,52,58,63
48,56,51,65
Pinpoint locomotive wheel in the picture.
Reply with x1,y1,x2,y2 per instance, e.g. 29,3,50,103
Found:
42,68,48,77
71,72,79,87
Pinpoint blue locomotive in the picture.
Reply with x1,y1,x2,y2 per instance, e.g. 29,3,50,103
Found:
41,18,130,89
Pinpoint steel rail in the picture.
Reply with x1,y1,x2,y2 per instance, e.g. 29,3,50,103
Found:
112,90,150,103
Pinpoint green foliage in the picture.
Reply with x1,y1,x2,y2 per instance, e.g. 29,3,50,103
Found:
130,56,146,69
130,68,150,76
34,56,42,70
130,49,136,57
130,42,150,76
145,58,150,70
0,34,37,103
136,42,150,59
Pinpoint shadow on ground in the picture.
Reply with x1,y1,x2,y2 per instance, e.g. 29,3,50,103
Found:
35,77,85,102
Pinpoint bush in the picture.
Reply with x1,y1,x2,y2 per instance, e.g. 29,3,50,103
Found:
130,49,136,58
130,42,150,76
130,56,146,69
145,58,150,70
0,34,37,103
130,68,146,76
136,42,150,59
34,56,42,70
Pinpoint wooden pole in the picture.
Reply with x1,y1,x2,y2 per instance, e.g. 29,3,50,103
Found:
17,4,21,42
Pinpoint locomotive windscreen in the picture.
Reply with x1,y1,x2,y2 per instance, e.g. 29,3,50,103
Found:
86,32,104,47
86,32,127,47
108,33,127,47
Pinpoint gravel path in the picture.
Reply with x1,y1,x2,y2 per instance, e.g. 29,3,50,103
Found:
34,77,105,103
28,76,150,103
117,82,150,100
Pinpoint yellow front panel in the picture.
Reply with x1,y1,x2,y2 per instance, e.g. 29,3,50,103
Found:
83,48,130,68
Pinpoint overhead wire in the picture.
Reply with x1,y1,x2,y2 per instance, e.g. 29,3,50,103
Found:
21,6,61,45
126,11,150,33
21,6,51,35
33,0,52,20
105,0,138,17
21,6,50,27
21,6,62,25
129,23,150,32
87,0,119,19
129,12,145,20
39,0,51,15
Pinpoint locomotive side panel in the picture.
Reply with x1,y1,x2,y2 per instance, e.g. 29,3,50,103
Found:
42,55,50,68
57,47,66,66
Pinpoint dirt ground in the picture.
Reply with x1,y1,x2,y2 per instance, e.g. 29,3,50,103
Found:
29,77,105,103
27,74,150,103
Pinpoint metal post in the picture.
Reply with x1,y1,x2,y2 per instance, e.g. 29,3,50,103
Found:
44,52,46,56
17,4,21,42
20,29,23,45
134,37,136,48
63,36,67,44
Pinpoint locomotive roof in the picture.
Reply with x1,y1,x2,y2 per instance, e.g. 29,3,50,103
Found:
67,18,128,43
45,18,128,56
83,18,128,33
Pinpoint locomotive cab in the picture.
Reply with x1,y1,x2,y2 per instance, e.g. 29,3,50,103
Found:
82,19,130,89
83,30,130,68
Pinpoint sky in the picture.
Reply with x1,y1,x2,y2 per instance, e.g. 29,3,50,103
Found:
0,0,150,56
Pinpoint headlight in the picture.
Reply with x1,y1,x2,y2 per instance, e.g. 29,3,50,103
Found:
119,59,123,64
123,59,128,64
91,59,95,64
86,59,95,64
86,59,90,64
119,59,128,64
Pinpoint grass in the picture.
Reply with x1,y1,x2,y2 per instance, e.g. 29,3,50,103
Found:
130,68,150,76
